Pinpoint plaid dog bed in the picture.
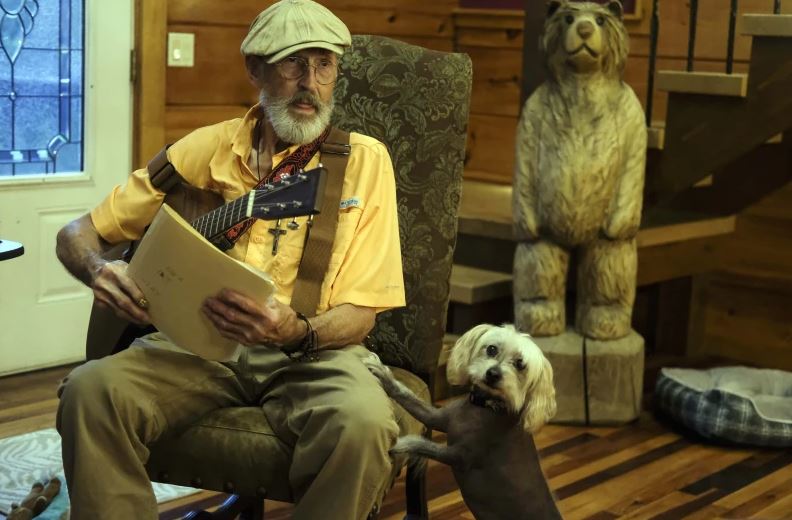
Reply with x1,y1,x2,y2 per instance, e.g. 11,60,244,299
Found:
654,367,792,448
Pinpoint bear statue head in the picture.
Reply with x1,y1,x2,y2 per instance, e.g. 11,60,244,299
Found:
542,0,629,81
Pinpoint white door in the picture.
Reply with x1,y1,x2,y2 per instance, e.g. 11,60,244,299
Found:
0,0,133,375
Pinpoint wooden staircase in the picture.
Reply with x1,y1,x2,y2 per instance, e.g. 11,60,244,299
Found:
647,14,792,211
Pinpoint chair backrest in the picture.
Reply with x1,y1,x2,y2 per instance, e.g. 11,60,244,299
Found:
331,35,472,382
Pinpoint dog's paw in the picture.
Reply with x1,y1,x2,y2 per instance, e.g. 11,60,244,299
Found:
363,354,396,386
389,435,425,456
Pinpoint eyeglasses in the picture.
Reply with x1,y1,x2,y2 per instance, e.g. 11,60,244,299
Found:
276,55,339,85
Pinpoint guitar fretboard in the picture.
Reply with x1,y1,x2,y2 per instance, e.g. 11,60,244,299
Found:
191,193,252,240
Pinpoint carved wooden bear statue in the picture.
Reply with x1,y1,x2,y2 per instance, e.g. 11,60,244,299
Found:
513,0,647,340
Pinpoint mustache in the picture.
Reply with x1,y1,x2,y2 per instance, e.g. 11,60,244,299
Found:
290,91,322,109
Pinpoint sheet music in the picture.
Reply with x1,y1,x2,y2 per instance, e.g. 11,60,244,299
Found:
128,204,275,360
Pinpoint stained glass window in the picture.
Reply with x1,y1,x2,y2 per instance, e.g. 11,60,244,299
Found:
0,0,83,177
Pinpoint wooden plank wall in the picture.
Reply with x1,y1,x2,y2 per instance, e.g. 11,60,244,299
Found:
688,183,792,371
154,0,457,167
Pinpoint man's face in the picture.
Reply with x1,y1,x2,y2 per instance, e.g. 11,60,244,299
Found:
266,49,337,114
252,49,338,144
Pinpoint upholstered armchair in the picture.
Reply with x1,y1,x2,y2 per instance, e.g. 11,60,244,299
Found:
99,35,471,519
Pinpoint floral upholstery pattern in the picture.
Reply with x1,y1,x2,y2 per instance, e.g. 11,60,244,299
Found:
332,35,472,379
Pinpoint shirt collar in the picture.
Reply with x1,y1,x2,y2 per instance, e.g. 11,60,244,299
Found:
231,104,302,169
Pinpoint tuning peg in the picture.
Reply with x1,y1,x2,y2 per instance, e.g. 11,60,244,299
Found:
287,217,300,230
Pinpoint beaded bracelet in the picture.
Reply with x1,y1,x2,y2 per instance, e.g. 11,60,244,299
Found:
282,312,320,362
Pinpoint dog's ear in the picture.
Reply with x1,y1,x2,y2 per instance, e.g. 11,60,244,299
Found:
547,0,564,18
522,357,557,433
446,323,492,386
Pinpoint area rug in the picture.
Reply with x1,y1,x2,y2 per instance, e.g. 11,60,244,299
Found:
0,429,200,515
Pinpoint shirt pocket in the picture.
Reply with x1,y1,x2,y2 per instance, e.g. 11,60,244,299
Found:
329,206,363,270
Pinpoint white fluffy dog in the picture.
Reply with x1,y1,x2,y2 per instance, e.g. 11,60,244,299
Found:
365,324,561,520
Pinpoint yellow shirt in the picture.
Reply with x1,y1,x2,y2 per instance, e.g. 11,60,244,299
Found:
91,106,405,314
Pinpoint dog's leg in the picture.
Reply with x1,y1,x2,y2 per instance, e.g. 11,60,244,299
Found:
363,355,451,432
391,435,463,467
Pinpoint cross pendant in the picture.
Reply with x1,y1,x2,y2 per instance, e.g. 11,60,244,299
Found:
268,219,287,256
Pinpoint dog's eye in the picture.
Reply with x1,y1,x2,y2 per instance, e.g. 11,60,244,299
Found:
514,359,526,371
596,15,605,26
486,345,498,357
565,14,575,24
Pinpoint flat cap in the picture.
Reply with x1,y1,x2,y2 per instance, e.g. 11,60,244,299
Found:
240,0,352,63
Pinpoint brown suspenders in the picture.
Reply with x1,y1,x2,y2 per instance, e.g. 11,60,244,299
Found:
290,127,351,317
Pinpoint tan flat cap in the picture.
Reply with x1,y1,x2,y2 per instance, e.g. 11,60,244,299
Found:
241,0,352,63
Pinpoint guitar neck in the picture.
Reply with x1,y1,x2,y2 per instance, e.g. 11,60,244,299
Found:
190,193,251,241
187,168,327,243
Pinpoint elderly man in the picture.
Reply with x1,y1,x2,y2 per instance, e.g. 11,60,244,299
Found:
55,1,404,518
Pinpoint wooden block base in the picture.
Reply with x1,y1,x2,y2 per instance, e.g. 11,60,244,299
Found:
534,329,645,425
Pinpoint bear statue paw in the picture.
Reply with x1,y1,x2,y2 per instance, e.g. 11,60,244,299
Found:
577,304,631,340
515,299,566,336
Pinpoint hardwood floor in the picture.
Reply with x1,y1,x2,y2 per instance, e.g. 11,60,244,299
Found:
2,365,791,519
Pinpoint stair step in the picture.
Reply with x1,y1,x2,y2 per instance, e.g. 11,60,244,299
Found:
647,125,665,150
450,264,512,305
656,71,748,97
742,14,792,37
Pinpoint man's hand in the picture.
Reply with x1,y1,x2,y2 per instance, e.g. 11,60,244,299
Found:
201,289,307,348
92,260,151,325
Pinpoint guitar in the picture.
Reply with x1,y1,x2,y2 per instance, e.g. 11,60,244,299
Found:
85,166,328,360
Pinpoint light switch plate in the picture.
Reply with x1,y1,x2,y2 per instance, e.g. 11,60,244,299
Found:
167,32,195,67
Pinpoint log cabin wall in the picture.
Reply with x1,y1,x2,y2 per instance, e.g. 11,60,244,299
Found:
133,0,792,369
144,0,457,167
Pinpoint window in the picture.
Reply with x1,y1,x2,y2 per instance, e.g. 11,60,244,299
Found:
0,0,84,177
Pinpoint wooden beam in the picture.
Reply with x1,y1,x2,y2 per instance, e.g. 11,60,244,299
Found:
134,0,167,169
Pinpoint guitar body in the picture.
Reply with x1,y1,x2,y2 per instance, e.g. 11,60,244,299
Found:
86,183,224,360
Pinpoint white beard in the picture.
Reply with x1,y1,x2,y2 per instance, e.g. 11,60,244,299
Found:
260,90,335,145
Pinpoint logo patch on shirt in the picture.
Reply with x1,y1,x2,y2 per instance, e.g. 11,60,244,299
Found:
340,197,362,209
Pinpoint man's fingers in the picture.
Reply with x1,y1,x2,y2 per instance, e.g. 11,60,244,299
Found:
204,296,257,329
93,260,150,324
94,284,149,325
202,306,255,345
217,289,265,316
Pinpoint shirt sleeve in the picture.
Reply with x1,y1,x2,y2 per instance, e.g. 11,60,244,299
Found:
89,123,226,244
327,141,406,313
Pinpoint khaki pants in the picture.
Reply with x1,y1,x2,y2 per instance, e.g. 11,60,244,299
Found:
56,343,399,520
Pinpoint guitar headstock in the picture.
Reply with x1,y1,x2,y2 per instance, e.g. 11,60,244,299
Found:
248,166,327,221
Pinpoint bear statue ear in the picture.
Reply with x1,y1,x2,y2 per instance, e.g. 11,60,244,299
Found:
607,0,624,20
547,0,563,18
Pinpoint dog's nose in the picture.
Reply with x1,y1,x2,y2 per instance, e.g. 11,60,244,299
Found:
577,20,594,40
485,367,502,385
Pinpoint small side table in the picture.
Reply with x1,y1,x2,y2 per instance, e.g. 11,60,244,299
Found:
0,239,24,261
